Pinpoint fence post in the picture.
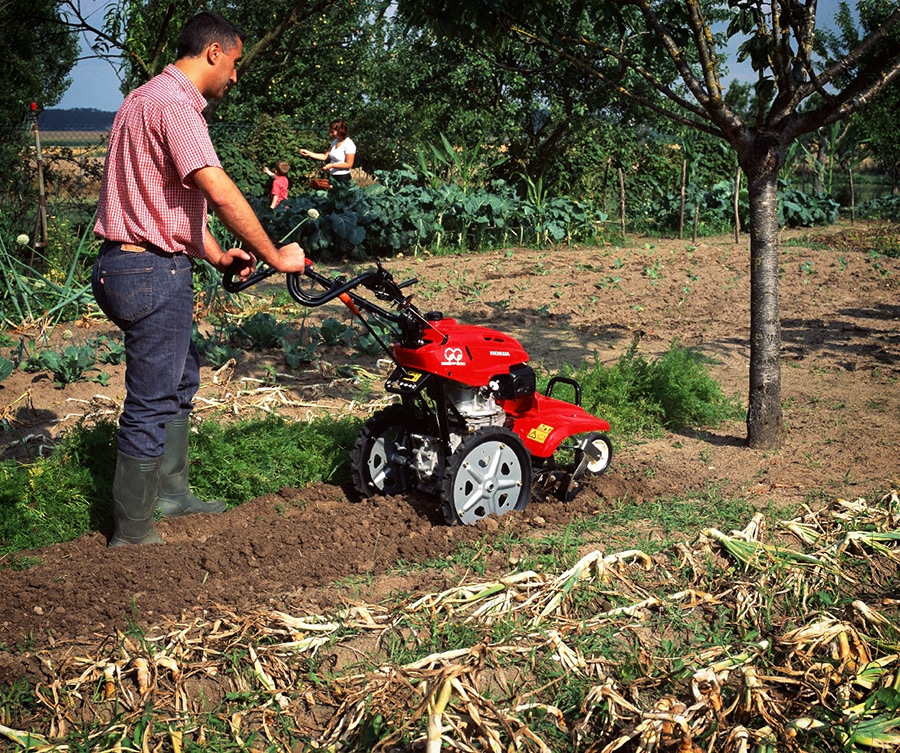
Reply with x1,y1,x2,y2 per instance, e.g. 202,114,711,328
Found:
29,103,49,257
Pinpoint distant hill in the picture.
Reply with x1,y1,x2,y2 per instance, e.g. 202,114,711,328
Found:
41,108,116,131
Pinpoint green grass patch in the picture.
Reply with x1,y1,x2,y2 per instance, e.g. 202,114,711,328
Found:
190,414,360,503
430,484,759,581
0,414,360,558
602,486,760,539
0,420,117,555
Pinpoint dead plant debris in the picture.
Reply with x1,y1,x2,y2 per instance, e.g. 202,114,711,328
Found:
3,492,899,752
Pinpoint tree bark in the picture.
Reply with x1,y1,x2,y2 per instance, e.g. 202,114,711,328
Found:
744,150,785,449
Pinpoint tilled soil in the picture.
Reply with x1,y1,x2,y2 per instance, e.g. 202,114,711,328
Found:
1,222,898,686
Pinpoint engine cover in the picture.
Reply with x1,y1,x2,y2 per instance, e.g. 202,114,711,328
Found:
490,364,536,400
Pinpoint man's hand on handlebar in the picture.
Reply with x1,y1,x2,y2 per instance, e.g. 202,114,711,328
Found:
216,247,258,280
265,242,306,274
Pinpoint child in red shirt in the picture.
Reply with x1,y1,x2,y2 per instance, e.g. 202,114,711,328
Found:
264,161,291,208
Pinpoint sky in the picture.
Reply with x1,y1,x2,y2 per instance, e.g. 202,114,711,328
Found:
55,0,851,112
55,0,124,111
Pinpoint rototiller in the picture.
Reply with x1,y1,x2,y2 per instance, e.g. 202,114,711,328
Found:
225,261,613,525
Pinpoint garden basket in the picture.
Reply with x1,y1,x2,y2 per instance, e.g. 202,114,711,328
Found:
308,173,331,191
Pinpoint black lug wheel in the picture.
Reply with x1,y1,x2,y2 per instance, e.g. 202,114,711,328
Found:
351,405,425,498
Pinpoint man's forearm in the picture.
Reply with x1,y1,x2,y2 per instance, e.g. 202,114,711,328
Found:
193,166,280,264
201,227,226,268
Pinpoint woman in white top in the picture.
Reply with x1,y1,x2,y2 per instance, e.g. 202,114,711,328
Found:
299,119,356,185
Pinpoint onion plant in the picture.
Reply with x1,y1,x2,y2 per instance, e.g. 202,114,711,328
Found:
0,223,97,327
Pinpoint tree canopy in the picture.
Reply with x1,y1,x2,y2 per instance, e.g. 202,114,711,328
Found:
1,0,78,124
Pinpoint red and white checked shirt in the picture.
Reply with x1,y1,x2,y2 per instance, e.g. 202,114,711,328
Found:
94,64,221,258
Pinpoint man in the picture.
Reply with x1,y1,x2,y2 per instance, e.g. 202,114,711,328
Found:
92,11,305,546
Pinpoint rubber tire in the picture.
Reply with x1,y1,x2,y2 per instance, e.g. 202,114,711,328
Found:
441,427,532,525
351,405,425,498
581,432,613,475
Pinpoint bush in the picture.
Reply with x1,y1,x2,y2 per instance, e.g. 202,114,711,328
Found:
570,337,742,439
632,179,839,235
857,194,900,223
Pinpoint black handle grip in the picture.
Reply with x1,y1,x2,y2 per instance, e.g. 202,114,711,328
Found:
222,257,316,294
223,262,280,293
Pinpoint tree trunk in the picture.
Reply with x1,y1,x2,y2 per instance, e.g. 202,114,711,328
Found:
744,155,785,449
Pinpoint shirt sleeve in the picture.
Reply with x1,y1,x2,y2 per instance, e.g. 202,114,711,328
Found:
160,101,221,184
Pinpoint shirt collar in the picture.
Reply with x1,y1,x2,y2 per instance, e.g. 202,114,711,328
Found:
162,63,209,112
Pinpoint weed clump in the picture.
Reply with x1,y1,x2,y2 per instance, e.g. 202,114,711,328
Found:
571,335,742,439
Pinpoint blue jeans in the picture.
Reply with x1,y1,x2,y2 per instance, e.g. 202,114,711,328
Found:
92,242,200,458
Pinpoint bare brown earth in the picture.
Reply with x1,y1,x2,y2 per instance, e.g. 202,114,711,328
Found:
0,222,898,688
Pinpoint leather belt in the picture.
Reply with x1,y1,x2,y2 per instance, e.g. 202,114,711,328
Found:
101,239,177,256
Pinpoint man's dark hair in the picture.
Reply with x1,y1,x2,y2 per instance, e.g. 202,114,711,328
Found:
177,12,244,59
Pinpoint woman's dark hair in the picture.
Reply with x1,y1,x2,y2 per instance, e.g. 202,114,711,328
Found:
177,12,244,59
330,119,349,140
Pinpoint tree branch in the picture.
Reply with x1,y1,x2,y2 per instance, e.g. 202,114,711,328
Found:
789,55,900,138
813,7,900,90
552,32,710,121
207,0,339,117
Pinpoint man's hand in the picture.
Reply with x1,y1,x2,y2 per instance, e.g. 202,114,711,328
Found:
217,247,258,279
271,242,306,273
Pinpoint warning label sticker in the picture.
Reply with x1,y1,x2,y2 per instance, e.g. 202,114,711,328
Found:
527,424,553,443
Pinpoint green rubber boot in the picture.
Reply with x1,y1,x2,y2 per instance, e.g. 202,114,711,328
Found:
155,414,226,517
110,452,165,547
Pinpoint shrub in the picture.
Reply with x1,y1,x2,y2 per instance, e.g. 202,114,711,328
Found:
857,194,900,224
571,337,742,439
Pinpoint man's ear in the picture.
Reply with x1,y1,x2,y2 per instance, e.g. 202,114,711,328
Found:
206,42,222,64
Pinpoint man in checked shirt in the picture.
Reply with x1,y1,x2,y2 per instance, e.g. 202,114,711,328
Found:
92,11,306,546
